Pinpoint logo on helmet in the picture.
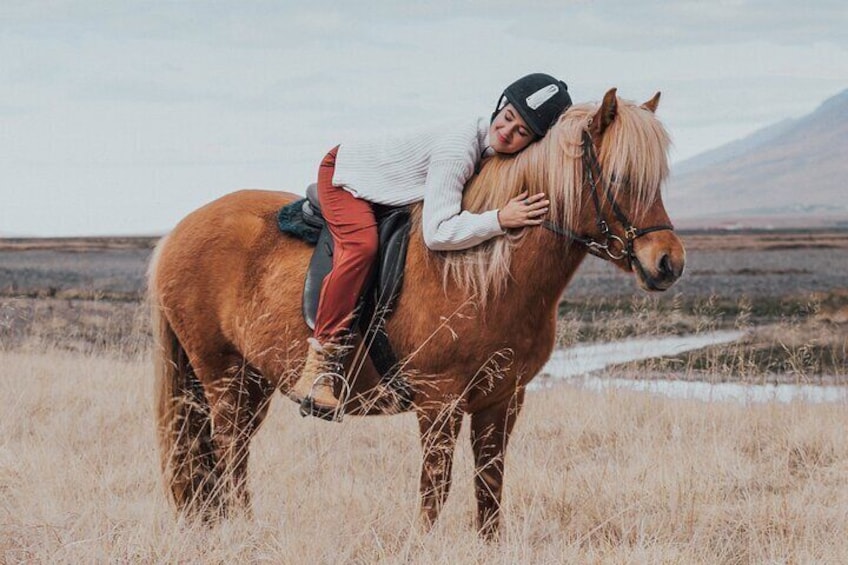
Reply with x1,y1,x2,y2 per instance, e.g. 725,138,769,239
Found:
525,84,560,110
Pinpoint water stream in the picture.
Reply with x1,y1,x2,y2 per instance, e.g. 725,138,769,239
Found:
537,330,847,404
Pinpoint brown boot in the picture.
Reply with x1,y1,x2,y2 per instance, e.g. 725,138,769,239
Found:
290,338,349,421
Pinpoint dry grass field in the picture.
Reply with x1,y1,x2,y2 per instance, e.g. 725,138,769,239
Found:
2,230,848,563
3,347,848,563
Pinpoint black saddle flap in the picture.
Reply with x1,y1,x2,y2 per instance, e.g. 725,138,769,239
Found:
303,226,335,329
374,208,409,304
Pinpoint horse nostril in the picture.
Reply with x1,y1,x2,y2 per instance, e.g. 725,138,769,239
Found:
658,254,673,278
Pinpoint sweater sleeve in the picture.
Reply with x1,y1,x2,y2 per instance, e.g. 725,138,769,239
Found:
421,158,505,251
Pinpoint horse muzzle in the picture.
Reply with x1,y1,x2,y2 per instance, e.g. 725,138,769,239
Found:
631,233,686,292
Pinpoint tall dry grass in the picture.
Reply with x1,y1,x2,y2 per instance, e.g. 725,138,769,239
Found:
3,346,848,563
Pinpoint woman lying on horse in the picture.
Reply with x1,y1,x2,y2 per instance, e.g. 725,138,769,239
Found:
291,73,574,420
151,78,685,536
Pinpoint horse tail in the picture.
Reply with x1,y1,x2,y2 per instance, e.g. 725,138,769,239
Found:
148,235,220,517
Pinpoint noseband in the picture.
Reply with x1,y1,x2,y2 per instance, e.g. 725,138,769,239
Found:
542,130,674,266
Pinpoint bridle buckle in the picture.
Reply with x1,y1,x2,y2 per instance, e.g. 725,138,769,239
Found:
604,234,627,260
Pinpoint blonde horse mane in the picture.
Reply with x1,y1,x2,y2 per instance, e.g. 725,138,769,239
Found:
413,96,671,304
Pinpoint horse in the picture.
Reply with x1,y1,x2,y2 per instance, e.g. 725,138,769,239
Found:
148,88,686,539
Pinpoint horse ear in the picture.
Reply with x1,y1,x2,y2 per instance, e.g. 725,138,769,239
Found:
642,92,661,113
592,88,618,137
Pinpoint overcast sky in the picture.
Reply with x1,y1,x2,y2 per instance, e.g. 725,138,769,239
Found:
2,1,846,236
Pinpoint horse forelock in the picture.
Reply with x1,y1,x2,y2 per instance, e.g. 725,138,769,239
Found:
595,101,671,223
418,97,671,305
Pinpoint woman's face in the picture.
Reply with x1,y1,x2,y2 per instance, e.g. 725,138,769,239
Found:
489,104,535,154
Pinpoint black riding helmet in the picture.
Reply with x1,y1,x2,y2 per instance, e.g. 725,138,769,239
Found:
492,73,573,138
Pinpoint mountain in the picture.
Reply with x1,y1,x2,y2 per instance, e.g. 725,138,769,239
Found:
665,89,848,228
673,118,798,177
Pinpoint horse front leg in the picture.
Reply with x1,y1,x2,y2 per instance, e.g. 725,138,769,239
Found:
415,395,465,530
203,363,274,516
470,388,525,539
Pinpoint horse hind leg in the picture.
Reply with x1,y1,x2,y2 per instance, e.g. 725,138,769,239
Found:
200,357,274,516
154,313,273,520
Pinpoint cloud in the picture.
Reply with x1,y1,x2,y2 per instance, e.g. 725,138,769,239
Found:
503,0,848,49
6,0,846,50
1,1,846,235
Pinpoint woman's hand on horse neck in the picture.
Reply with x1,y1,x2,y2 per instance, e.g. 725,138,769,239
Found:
496,191,550,229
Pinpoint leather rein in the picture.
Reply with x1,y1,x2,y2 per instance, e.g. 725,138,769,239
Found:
542,129,674,266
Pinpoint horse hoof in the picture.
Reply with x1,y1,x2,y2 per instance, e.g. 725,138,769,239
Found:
299,396,344,422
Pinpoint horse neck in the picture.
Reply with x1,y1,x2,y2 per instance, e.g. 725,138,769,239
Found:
497,231,587,314
466,161,590,316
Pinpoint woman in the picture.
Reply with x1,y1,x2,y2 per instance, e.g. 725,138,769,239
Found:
292,73,573,420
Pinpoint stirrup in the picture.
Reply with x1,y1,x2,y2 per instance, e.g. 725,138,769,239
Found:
299,373,351,423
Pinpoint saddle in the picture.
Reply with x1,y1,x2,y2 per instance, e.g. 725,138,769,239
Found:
277,184,412,394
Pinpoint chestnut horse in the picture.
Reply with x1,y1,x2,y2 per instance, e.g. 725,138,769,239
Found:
149,89,685,538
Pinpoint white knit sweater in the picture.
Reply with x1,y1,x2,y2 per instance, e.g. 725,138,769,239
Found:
332,117,505,251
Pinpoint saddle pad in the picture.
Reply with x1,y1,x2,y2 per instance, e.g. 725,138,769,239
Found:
277,198,321,244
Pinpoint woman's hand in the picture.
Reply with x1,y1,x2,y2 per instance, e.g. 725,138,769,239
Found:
497,191,550,229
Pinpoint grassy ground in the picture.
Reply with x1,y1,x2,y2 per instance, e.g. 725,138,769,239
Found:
3,347,848,563
2,231,848,563
3,287,847,377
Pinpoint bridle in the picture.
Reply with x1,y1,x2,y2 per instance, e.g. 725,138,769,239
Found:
542,129,675,267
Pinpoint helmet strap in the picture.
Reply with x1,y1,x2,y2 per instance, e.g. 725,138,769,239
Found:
490,93,507,123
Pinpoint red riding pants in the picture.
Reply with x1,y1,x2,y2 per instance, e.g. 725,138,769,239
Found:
313,146,378,342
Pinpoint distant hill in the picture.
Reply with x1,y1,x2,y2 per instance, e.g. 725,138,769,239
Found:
672,118,798,177
666,89,848,228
